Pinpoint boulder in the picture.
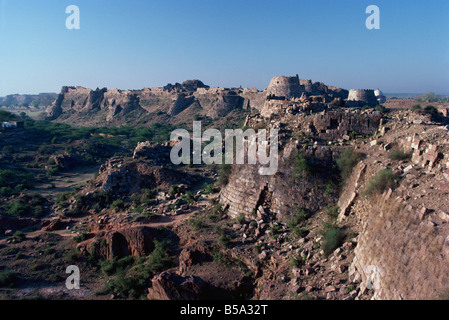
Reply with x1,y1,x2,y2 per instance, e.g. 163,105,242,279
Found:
147,272,210,300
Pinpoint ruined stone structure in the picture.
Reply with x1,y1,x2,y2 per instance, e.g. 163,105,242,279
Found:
206,91,245,119
266,75,304,100
305,110,382,140
346,89,378,107
132,141,172,165
98,157,193,195
220,109,383,221
351,193,449,299
334,128,449,300
168,93,195,116
46,82,267,124
374,89,387,104
219,148,336,222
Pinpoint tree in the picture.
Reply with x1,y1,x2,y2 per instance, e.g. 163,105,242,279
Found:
31,98,40,108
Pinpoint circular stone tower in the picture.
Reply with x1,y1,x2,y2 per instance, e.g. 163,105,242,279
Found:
374,89,387,104
266,75,303,99
347,89,378,107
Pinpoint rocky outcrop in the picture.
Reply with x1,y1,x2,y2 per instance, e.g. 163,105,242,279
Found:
147,272,210,300
45,92,65,120
132,141,172,164
168,93,195,116
206,92,244,119
86,226,155,260
45,82,265,124
0,92,57,108
178,243,213,275
49,153,78,170
0,216,39,233
97,157,196,195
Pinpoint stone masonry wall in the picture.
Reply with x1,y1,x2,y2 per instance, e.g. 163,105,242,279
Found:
348,133,449,299
351,194,449,300
219,144,340,223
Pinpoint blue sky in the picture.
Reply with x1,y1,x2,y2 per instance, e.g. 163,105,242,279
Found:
0,0,448,96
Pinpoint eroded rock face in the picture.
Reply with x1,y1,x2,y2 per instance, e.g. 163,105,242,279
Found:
178,243,213,275
98,157,191,195
45,84,265,124
0,216,39,233
132,141,172,164
147,272,209,300
87,226,155,260
206,92,244,119
49,153,78,170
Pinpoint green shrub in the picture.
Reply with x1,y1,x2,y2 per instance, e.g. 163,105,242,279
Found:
218,231,232,249
4,199,30,217
46,167,59,177
411,104,421,111
236,212,246,225
364,168,398,197
188,217,205,231
416,92,442,103
213,203,223,215
424,105,438,115
91,191,113,211
287,207,308,228
217,164,232,187
0,169,34,196
100,274,135,298
55,192,73,209
290,255,306,268
388,149,412,161
147,240,172,273
12,231,26,243
287,207,309,238
132,188,157,208
169,185,182,196
291,226,309,238
73,233,88,243
182,191,195,205
325,205,339,220
324,183,333,195
0,269,17,287
110,199,125,211
322,223,345,257
99,256,135,276
203,183,215,194
375,105,388,114
293,153,313,178
336,149,363,182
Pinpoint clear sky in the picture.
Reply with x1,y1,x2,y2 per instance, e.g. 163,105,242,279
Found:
0,0,448,96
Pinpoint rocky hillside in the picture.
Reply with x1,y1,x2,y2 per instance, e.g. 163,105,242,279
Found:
43,77,355,128
0,93,57,108
1,75,449,300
